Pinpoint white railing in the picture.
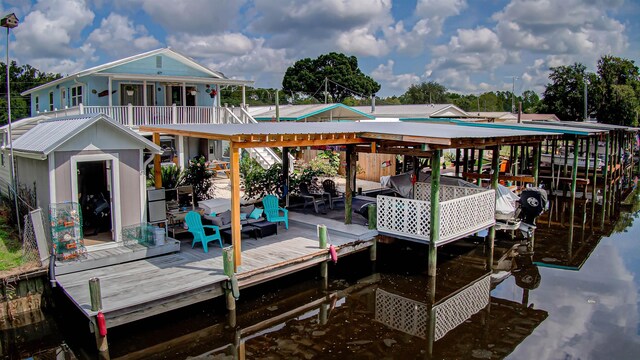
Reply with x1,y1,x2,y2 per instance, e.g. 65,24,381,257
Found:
35,107,82,118
377,184,495,244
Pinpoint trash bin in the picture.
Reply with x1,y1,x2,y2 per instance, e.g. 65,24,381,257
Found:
154,226,165,246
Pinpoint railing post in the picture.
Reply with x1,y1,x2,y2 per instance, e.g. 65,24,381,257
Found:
127,103,134,127
79,103,84,114
172,104,178,124
428,150,441,277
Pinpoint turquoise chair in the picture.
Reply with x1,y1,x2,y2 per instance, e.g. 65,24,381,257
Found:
185,211,223,252
262,195,289,229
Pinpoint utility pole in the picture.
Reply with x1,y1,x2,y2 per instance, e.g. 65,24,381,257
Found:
506,75,519,113
584,77,588,121
324,77,328,104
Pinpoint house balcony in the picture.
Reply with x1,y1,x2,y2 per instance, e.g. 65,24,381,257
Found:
377,183,496,245
35,104,253,128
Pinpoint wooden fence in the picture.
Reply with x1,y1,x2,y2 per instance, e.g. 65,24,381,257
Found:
300,150,396,182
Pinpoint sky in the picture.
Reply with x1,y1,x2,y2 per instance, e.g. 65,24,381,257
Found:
1,0,639,97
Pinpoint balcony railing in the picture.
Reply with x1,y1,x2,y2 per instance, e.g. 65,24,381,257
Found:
38,104,255,127
377,183,495,244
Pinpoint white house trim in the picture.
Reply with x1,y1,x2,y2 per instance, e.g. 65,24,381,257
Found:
48,153,56,204
70,153,122,247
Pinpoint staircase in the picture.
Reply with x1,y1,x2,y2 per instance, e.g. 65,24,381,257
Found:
222,107,294,171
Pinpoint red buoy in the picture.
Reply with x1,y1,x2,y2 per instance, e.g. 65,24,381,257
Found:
97,312,107,337
329,244,338,263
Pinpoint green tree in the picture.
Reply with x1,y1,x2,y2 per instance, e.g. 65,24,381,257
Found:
0,61,61,124
596,55,640,126
521,90,541,113
400,81,448,104
539,63,593,121
282,53,380,103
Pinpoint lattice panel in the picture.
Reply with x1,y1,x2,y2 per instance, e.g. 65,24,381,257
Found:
377,196,431,240
414,183,486,202
375,289,429,338
433,275,490,340
439,189,495,243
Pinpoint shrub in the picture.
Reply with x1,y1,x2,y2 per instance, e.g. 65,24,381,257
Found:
182,156,214,201
147,164,184,189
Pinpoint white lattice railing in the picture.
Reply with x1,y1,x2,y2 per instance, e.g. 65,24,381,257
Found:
433,274,490,340
373,274,490,341
377,184,495,244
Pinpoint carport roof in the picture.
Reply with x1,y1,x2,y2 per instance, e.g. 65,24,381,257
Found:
140,121,562,149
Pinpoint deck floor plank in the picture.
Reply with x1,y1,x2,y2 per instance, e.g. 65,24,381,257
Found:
56,218,375,327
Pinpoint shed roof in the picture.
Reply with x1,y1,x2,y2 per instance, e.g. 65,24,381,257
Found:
11,113,162,156
453,121,608,136
526,120,639,132
139,121,561,149
352,104,469,119
252,103,373,121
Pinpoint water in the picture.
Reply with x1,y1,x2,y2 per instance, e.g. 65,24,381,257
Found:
3,195,640,359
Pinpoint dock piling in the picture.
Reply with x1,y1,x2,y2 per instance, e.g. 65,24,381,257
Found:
222,246,237,327
88,278,109,356
318,225,329,289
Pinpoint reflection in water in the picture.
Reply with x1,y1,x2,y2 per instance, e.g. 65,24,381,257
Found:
4,190,640,359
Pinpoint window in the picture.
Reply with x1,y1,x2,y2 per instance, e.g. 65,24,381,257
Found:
35,96,39,112
156,56,162,68
49,91,54,111
60,88,67,109
71,85,83,106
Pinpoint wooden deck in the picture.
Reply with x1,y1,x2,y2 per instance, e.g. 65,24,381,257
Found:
55,214,377,328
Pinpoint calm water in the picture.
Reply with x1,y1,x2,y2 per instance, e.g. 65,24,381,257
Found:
3,193,640,359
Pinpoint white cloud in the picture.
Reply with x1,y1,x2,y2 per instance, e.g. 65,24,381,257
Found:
415,0,467,36
383,19,432,56
87,13,160,58
371,60,420,93
167,32,257,57
140,0,245,34
337,28,389,57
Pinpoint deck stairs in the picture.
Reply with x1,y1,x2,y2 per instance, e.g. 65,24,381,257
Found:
224,106,295,171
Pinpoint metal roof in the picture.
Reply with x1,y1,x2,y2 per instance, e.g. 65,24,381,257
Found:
140,121,561,148
11,113,162,156
252,103,373,121
454,121,607,136
526,120,639,132
352,104,470,119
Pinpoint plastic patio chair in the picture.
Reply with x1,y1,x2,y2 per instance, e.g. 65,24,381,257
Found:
322,179,345,209
262,195,289,229
185,211,223,252
299,183,327,213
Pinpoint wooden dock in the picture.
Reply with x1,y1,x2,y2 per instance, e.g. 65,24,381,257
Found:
55,213,377,328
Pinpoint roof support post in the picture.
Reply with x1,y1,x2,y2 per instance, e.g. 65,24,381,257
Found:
569,137,579,243
486,146,500,271
455,148,461,177
428,149,441,277
282,147,290,207
532,143,540,186
477,149,484,186
108,77,112,108
345,145,355,224
241,85,246,108
230,142,242,270
601,133,610,228
584,138,590,184
153,132,161,189
143,80,147,107
591,135,599,227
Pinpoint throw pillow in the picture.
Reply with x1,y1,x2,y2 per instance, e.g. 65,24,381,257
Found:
249,208,263,219
219,210,232,225
240,204,255,215
240,213,247,220
209,211,216,217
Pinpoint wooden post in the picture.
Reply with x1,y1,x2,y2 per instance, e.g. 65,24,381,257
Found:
368,204,377,230
282,147,290,207
230,142,242,270
532,143,540,186
470,149,476,174
455,148,461,177
369,238,377,262
513,145,519,176
222,246,236,327
569,138,579,242
563,140,569,178
591,135,599,226
601,133,610,228
89,278,108,355
89,278,102,312
318,225,328,289
428,150,441,277
345,145,355,224
153,132,162,189
477,149,484,186
463,149,469,175
487,146,500,269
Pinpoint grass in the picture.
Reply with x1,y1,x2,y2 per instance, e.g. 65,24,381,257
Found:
0,207,23,272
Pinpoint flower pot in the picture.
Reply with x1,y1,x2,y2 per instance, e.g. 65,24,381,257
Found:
126,90,134,96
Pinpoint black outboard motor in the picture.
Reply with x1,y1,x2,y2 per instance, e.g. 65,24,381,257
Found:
518,187,548,226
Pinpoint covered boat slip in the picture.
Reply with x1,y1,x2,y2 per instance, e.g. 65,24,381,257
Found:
140,121,560,277
55,213,376,329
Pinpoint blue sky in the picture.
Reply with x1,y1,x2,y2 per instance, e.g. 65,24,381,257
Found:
1,0,638,97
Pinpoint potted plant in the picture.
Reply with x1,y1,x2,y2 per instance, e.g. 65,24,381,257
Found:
190,88,197,96
125,85,134,96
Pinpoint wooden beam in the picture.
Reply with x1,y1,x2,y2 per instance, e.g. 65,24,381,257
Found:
230,142,242,270
462,172,536,183
153,132,162,189
232,138,366,148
